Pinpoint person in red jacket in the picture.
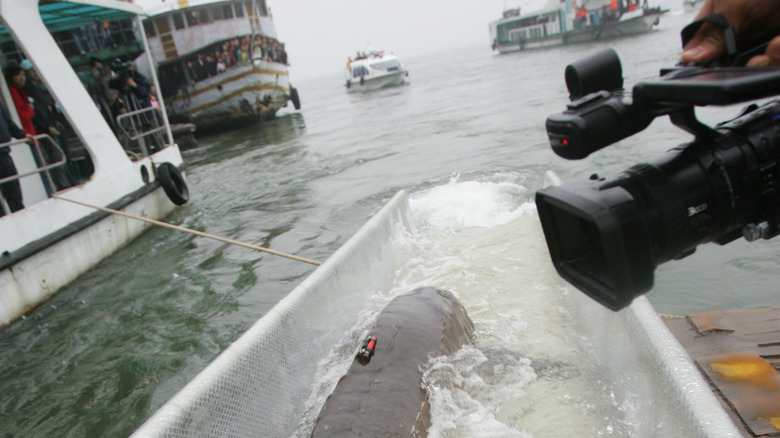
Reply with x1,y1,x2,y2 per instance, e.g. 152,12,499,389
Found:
4,61,53,195
5,62,35,136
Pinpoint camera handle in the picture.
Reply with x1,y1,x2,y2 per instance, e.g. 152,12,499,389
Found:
667,106,721,143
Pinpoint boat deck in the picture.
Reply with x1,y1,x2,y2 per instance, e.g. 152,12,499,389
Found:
663,307,780,437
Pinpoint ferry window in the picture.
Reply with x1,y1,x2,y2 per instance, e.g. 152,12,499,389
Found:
185,11,198,26
143,20,156,38
198,9,212,24
222,5,234,19
213,6,225,20
233,1,245,17
370,59,401,71
257,0,269,15
155,17,171,35
352,66,368,78
173,12,185,30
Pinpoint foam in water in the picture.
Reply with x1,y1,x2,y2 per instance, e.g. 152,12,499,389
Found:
298,178,634,436
401,179,635,436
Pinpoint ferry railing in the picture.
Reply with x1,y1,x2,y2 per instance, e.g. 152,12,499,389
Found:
0,134,67,216
115,103,166,160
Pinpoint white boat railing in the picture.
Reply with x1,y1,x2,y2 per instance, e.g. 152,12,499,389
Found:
115,104,167,159
0,134,67,215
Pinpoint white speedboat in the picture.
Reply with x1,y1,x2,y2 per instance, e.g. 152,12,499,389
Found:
490,0,667,54
345,49,408,92
138,0,301,133
0,0,189,327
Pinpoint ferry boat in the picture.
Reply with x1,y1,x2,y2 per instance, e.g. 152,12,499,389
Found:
138,0,301,133
0,0,189,328
345,49,408,92
490,0,668,54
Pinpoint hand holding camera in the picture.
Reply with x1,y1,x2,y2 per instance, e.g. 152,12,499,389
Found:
536,43,780,311
680,0,780,66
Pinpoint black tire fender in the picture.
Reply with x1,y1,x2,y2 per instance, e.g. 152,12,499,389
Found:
290,86,301,110
157,162,189,206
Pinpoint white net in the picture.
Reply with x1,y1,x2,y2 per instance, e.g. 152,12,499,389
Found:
133,188,739,438
132,190,415,437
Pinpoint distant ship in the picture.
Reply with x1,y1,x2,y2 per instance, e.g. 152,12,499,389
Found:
140,0,301,133
490,0,667,54
344,48,409,92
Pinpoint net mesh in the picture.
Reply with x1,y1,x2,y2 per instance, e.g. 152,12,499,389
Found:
132,190,414,437
133,188,740,438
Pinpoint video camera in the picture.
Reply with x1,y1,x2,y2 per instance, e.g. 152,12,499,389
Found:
535,48,780,311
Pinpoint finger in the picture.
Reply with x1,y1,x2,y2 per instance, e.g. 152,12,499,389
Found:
766,35,780,66
680,22,726,62
745,36,780,67
745,54,770,67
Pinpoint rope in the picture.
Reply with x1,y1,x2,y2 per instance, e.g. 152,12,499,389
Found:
52,194,322,266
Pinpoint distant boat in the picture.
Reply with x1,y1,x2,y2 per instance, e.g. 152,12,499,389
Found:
489,0,668,54
139,0,301,133
345,49,408,92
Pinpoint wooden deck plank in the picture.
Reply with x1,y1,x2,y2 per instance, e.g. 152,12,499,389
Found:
664,307,780,437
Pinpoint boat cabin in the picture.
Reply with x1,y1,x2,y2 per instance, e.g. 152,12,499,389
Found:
491,0,643,47
0,1,174,215
140,0,288,101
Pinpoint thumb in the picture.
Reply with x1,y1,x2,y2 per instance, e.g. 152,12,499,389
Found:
680,23,726,63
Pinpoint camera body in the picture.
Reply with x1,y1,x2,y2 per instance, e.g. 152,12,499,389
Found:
536,49,780,311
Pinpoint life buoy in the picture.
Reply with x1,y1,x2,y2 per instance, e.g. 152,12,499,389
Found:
290,86,301,110
157,162,189,206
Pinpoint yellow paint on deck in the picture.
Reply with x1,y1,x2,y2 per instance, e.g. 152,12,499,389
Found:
709,352,780,390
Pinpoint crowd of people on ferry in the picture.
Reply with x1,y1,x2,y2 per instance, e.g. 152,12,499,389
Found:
155,34,288,102
1,59,80,216
573,0,646,29
184,35,287,84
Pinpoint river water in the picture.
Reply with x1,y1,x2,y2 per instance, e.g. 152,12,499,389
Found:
2,4,779,436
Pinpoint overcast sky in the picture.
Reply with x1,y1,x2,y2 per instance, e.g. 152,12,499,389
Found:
269,0,541,80
136,0,547,81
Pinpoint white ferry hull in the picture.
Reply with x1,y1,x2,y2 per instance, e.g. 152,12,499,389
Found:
167,60,291,131
346,70,406,93
0,179,178,327
494,12,662,54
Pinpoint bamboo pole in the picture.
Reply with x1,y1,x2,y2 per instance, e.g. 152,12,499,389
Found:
52,194,322,266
